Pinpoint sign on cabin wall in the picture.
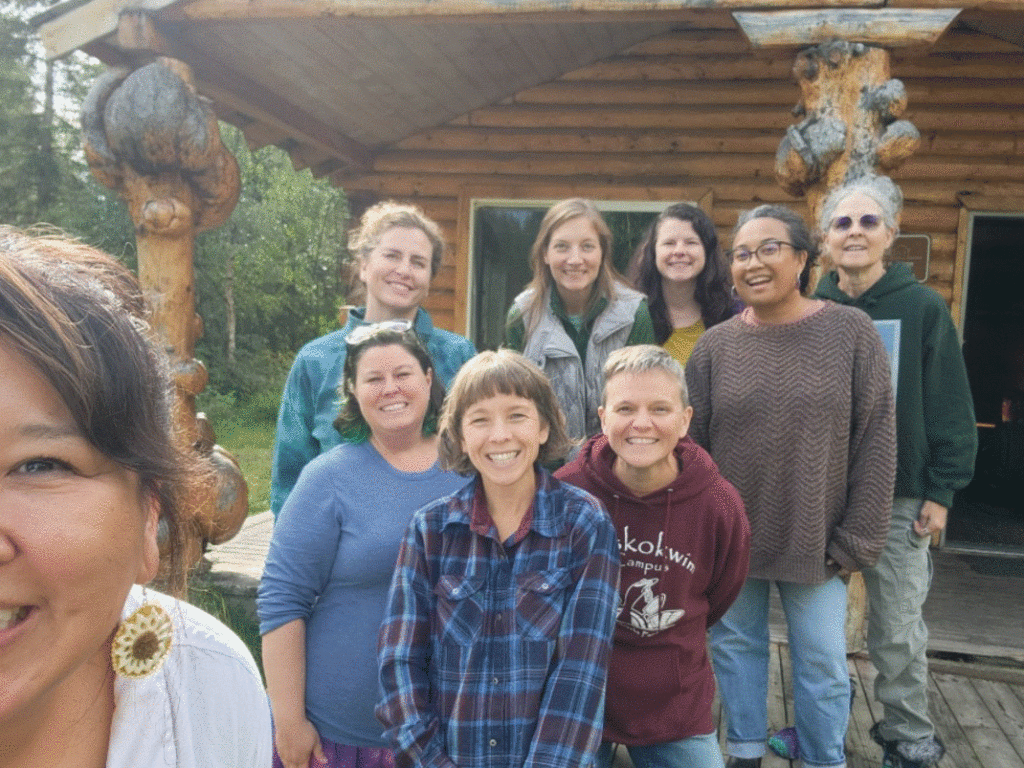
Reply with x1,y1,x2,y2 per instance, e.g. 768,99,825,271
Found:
892,234,931,282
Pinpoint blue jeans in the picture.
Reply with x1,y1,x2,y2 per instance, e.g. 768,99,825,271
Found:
596,733,724,768
710,577,849,768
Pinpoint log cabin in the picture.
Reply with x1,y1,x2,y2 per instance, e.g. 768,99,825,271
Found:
33,0,1024,562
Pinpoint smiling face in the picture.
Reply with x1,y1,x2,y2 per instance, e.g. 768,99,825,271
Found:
359,226,433,321
0,339,158,732
823,192,895,285
600,369,692,490
655,217,707,286
542,216,603,311
730,217,807,318
460,393,549,498
352,343,433,439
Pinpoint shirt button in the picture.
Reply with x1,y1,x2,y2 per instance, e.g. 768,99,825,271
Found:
541,583,549,589
492,676,499,685
489,739,498,747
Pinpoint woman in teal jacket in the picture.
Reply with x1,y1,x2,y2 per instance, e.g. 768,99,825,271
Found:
271,201,475,517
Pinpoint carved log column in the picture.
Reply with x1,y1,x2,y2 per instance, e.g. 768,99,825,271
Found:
774,41,920,653
775,40,920,232
82,58,248,569
774,39,921,236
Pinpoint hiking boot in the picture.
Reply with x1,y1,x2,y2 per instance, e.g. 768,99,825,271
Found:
725,758,761,768
870,723,946,767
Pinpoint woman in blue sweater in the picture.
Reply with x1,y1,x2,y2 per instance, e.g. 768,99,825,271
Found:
259,324,469,768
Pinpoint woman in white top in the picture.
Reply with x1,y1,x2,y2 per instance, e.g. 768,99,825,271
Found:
0,227,271,768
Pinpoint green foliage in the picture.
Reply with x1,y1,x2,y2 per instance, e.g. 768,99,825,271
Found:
0,3,130,248
195,125,350,391
2,8,349,395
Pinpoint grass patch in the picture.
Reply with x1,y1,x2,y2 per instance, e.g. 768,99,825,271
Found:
188,579,264,680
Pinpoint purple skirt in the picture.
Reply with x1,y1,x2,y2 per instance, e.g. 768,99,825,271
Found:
272,738,395,768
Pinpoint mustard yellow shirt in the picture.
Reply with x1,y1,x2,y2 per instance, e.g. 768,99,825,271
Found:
663,321,706,366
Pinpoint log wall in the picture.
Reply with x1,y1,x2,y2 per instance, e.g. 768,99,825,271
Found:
331,13,1024,333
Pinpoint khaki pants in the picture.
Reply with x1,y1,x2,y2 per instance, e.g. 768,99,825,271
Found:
862,497,935,744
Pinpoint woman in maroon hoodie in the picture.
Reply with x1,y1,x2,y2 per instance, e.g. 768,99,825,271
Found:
556,344,750,768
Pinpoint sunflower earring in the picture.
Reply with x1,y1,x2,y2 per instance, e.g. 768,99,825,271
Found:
111,588,174,678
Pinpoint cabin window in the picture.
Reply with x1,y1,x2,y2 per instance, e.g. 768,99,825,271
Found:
469,199,665,350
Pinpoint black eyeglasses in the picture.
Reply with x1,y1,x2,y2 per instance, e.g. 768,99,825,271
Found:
346,319,414,345
727,240,794,265
830,214,882,232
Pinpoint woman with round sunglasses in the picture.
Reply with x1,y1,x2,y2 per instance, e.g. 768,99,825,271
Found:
810,176,976,768
506,198,655,444
259,324,469,768
629,202,740,365
271,201,476,518
685,204,896,768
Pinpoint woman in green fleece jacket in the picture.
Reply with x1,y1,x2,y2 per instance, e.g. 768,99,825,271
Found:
809,175,977,768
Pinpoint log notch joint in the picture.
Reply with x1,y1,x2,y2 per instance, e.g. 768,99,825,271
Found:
82,57,249,569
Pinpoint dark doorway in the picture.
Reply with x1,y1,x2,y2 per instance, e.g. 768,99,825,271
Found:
950,214,1024,554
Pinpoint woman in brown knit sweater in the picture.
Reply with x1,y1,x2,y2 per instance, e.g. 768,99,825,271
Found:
685,205,896,768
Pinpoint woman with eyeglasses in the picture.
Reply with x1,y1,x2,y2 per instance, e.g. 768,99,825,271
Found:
259,324,470,768
685,204,896,768
506,198,655,444
271,201,476,518
629,202,740,365
807,176,976,768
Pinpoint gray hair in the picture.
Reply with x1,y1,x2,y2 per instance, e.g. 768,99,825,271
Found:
818,175,903,233
602,345,689,407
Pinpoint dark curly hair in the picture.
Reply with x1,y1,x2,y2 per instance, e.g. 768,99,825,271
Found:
629,203,736,343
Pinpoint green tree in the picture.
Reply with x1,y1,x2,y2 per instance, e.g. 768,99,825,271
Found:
194,125,349,397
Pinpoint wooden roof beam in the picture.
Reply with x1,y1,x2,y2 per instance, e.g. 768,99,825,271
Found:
35,0,180,59
170,0,883,23
111,11,372,173
733,8,962,48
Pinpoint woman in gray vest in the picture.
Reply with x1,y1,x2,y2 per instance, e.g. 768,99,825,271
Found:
505,198,655,443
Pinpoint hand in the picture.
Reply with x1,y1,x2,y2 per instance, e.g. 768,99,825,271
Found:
913,500,948,538
274,716,327,768
825,556,852,581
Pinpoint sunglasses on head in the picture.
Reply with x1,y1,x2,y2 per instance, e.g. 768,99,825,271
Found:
346,319,415,345
830,214,883,232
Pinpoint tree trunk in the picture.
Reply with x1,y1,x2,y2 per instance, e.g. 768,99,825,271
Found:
225,250,236,365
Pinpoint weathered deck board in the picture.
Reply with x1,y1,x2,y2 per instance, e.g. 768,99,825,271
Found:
848,656,881,763
935,671,1022,767
929,672,980,767
972,677,1024,761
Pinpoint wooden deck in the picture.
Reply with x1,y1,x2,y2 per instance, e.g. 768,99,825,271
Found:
208,512,1024,767
705,643,1024,768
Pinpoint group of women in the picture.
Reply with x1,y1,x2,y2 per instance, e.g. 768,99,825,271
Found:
0,169,968,768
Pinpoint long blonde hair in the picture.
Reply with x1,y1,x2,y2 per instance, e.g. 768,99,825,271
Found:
517,198,629,334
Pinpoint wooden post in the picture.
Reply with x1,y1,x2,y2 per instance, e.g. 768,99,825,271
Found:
775,40,920,233
772,40,924,653
82,58,248,569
